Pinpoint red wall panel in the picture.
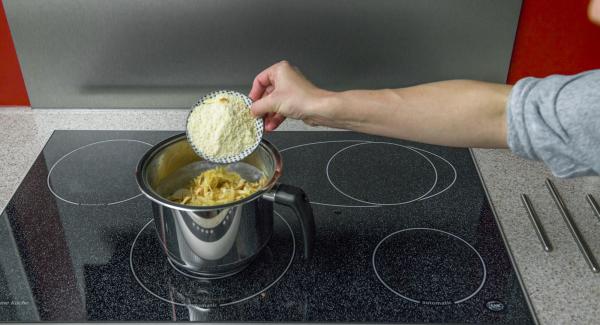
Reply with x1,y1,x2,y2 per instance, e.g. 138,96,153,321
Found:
507,0,600,83
0,0,29,106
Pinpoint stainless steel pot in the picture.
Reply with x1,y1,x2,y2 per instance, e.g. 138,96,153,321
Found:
136,133,315,278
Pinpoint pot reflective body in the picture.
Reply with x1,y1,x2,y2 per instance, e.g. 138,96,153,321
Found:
136,133,315,278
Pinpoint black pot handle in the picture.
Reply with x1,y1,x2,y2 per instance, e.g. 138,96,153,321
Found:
266,184,315,259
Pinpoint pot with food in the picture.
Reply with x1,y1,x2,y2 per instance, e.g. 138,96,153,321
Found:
135,132,315,278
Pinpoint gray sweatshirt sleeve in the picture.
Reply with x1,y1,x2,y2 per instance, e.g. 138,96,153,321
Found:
507,70,600,178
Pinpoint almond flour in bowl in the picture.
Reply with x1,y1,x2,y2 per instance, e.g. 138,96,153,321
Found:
186,90,264,164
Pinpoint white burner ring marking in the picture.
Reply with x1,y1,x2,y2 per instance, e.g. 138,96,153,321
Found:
281,140,381,208
372,227,487,304
280,140,457,207
46,139,152,206
409,146,457,201
129,212,295,307
326,142,438,206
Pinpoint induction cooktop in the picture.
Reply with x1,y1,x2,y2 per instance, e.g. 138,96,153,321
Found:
0,130,537,324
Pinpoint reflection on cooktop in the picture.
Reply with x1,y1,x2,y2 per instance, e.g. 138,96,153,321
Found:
130,213,295,308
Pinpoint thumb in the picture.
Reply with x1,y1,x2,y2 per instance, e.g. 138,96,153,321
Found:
250,95,278,117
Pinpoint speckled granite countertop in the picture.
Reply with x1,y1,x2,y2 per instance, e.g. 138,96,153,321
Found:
1,107,598,324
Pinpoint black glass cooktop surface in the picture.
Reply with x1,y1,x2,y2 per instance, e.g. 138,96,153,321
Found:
0,130,536,324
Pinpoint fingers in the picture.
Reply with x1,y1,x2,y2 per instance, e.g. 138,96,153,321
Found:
263,113,276,131
249,60,293,101
252,102,285,131
249,69,272,101
250,95,276,117
248,62,282,101
264,113,286,131
249,61,294,131
264,85,275,96
249,75,268,102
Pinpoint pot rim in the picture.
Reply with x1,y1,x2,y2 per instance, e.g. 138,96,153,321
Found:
135,132,282,212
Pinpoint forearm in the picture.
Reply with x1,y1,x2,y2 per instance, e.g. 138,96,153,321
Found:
320,80,512,148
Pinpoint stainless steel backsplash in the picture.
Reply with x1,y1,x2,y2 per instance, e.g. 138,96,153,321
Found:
4,0,522,108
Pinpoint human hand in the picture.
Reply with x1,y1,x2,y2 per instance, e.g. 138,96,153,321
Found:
249,61,332,131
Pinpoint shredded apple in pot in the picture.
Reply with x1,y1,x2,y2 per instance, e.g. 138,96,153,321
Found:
169,167,266,206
